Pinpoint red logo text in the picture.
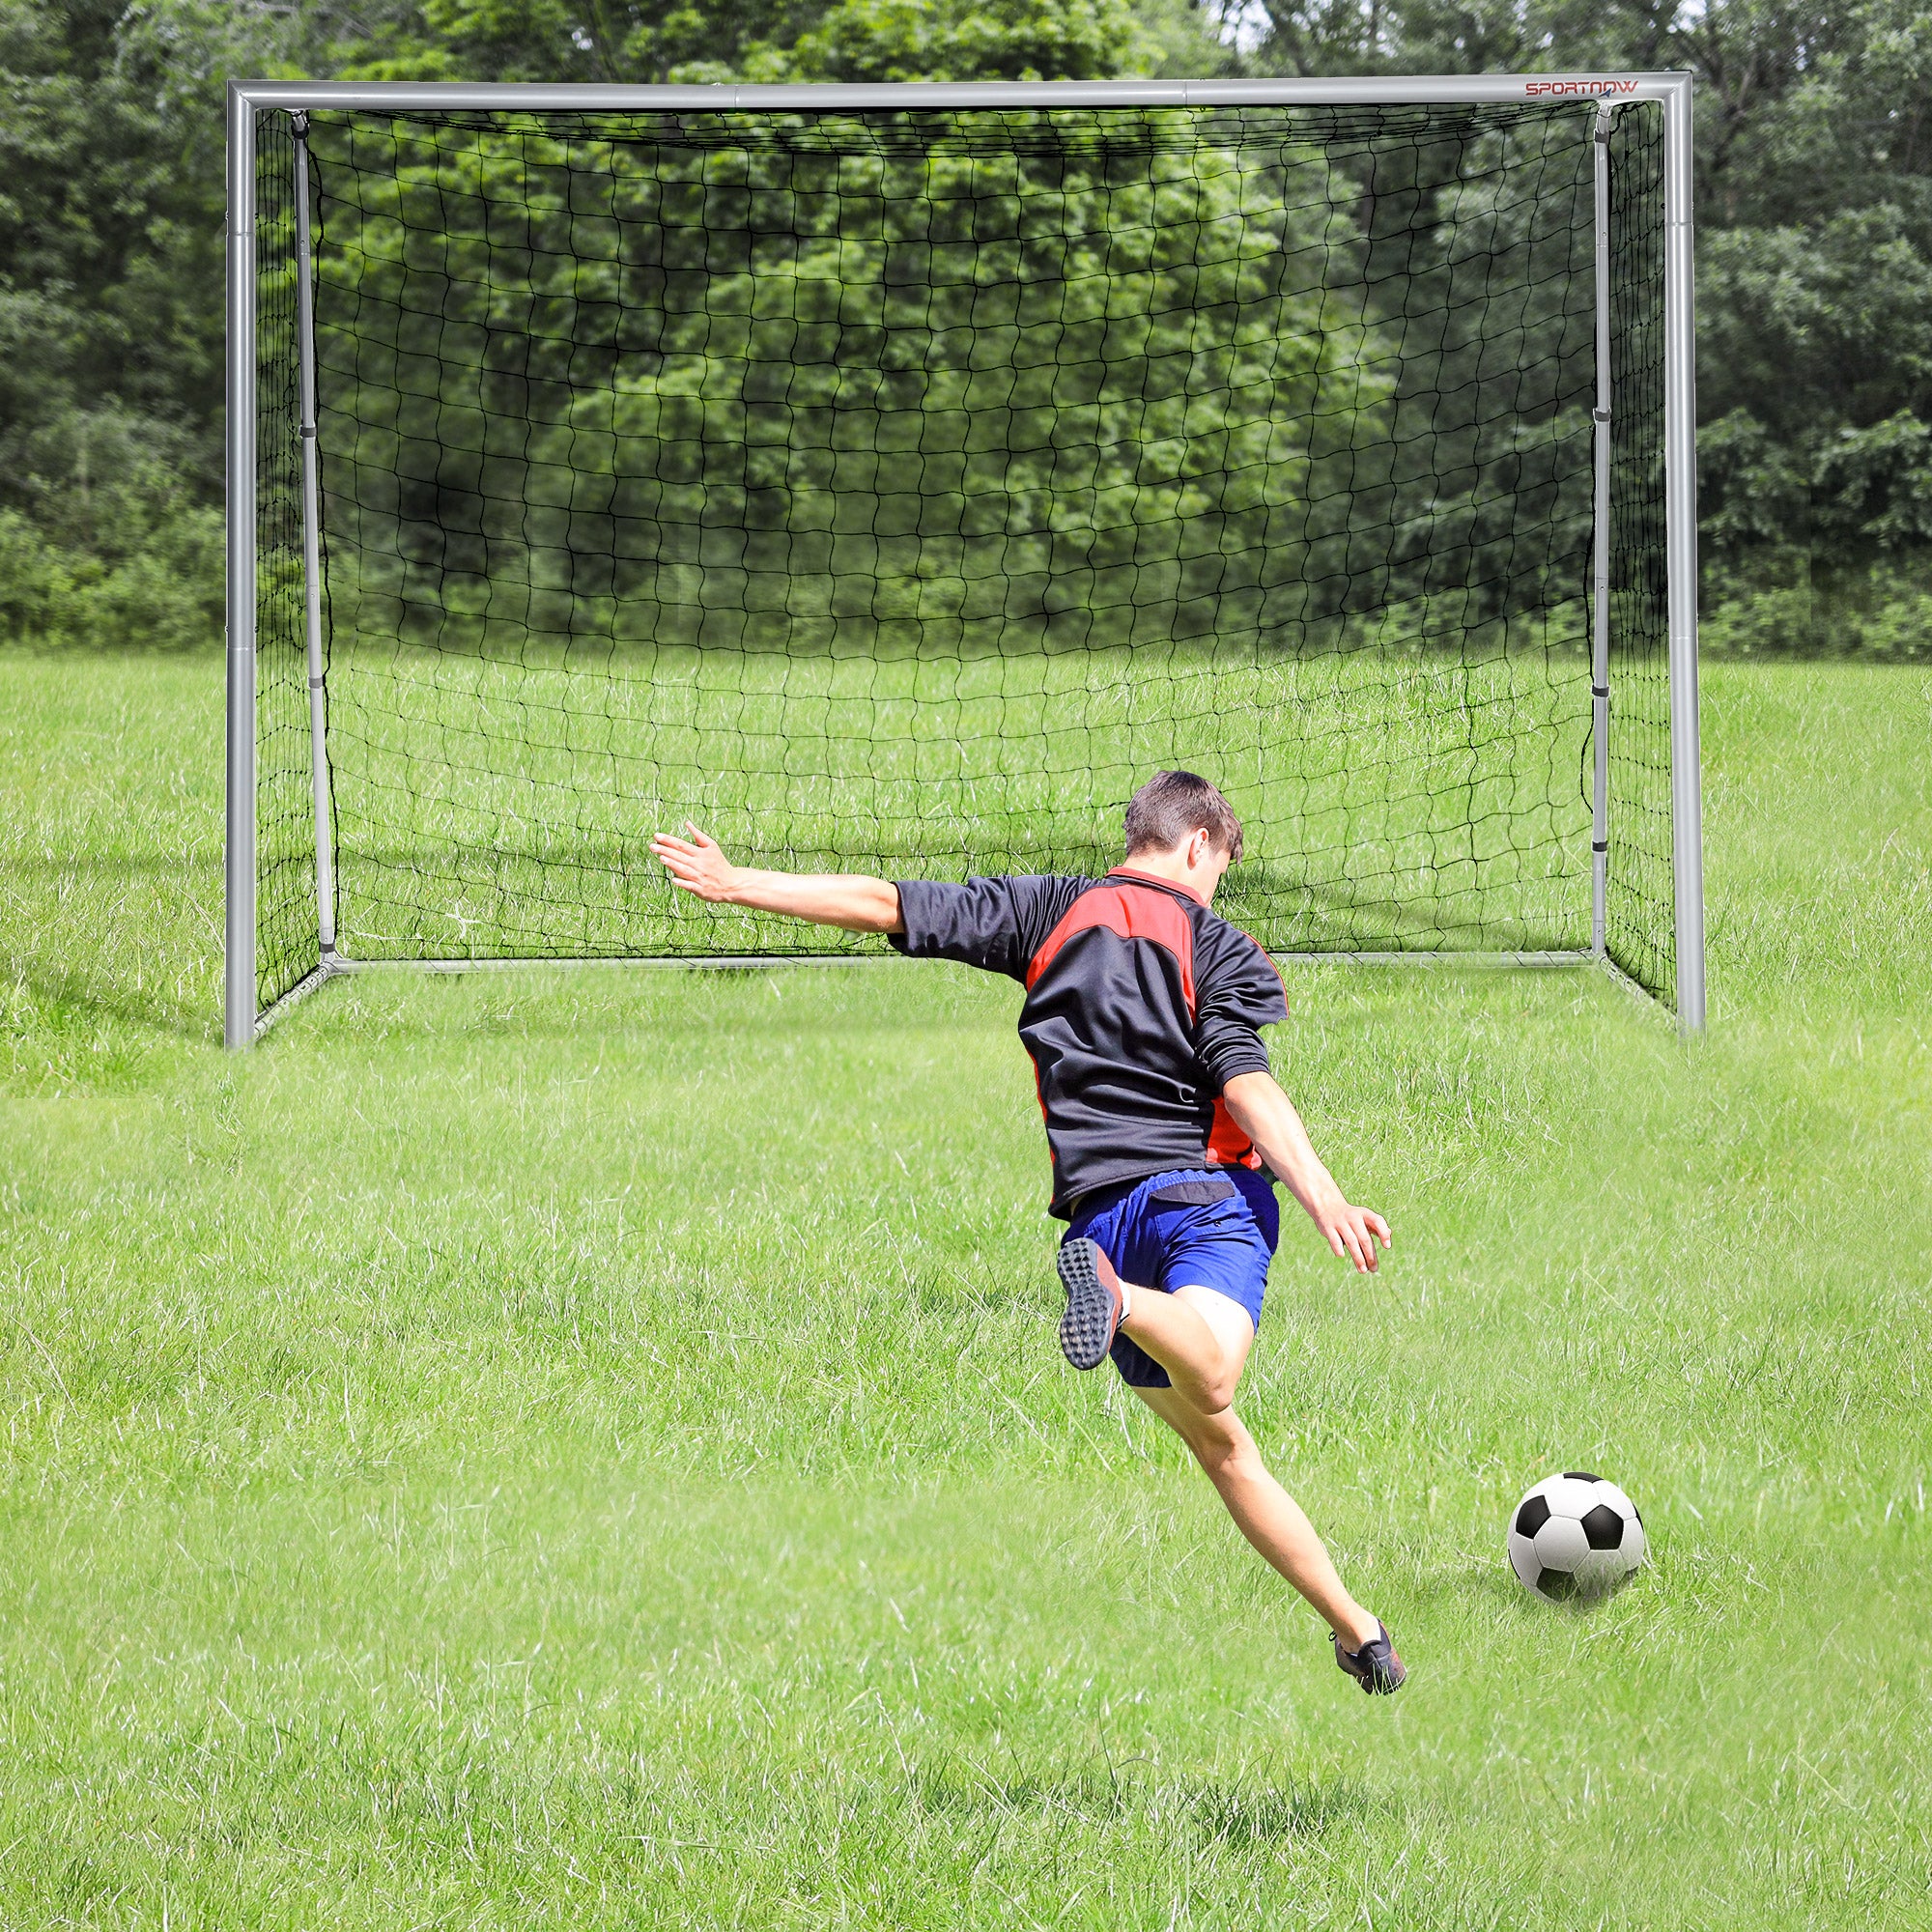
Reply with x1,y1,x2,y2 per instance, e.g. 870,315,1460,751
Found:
1524,78,1641,97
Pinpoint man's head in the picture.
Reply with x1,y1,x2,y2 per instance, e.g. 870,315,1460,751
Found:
1121,770,1242,900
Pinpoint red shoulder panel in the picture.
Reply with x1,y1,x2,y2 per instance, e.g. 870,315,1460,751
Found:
1025,882,1196,1015
1205,1096,1263,1169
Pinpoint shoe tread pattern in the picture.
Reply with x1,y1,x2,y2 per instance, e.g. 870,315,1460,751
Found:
1057,1239,1117,1372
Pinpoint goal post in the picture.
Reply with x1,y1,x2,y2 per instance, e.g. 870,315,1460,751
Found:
224,73,1706,1047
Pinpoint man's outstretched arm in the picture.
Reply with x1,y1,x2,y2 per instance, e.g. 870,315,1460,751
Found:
650,824,904,934
1222,1070,1392,1274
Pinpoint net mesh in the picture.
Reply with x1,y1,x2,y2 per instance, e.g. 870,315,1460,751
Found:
1605,102,1675,1006
249,99,1679,1008
252,114,321,1013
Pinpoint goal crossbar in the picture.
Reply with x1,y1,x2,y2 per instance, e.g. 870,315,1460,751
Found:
225,74,1706,1044
231,76,1693,110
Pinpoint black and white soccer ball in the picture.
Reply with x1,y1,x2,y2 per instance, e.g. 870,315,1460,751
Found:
1508,1472,1646,1603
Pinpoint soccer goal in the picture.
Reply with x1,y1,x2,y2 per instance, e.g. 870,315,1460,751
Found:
224,74,1705,1046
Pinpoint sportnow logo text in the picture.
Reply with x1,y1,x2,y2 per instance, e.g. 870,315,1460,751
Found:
1523,78,1641,97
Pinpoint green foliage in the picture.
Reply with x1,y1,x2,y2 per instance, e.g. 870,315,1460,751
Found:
0,0,283,649
736,0,1159,82
0,1,228,464
0,504,224,652
1691,3,1932,613
0,406,224,651
0,0,1926,651
339,0,788,83
330,0,1209,83
1242,0,1932,626
1697,561,1932,662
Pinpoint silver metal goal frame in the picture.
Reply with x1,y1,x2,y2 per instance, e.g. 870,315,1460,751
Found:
224,71,1707,1045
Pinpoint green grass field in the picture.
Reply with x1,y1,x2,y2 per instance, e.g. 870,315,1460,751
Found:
3,649,1930,1926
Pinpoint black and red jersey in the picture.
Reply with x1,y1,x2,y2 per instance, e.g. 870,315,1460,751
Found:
891,867,1288,1217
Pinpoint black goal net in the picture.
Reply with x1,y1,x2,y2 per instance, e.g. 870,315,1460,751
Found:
248,98,1677,1014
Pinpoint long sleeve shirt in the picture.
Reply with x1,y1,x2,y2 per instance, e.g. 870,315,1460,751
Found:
891,867,1288,1217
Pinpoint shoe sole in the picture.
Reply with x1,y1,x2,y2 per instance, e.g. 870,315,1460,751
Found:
1057,1238,1120,1372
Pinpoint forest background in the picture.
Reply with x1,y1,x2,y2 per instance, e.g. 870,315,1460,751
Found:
1,0,1928,659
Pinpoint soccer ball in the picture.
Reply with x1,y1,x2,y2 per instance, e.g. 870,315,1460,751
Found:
1508,1472,1646,1603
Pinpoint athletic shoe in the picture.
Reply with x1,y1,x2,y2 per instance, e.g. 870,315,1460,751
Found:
1333,1621,1406,1695
1057,1237,1124,1371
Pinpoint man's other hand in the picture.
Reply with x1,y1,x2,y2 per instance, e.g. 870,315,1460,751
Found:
651,823,740,902
1311,1194,1392,1274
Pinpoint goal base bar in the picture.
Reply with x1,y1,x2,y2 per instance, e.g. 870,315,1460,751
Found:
249,948,1689,1041
1271,950,1592,969
328,947,1599,976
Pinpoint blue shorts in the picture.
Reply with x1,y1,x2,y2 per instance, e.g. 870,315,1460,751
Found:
1062,1166,1280,1389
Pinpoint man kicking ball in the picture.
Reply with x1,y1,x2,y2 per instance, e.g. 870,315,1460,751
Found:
651,771,1404,1694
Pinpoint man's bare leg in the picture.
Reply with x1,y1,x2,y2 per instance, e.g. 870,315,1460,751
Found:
1115,1278,1247,1412
1121,1281,1381,1650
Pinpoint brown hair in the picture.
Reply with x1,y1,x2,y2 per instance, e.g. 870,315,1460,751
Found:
1122,770,1243,864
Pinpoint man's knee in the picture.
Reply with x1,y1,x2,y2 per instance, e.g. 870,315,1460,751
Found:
1183,1411,1261,1484
1198,1366,1240,1414
1175,1340,1239,1416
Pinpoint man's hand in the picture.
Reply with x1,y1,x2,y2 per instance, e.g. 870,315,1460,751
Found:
651,823,740,901
649,823,904,933
1306,1191,1393,1275
1221,1069,1392,1274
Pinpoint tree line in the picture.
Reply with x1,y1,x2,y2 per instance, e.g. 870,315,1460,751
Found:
1,0,1926,655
